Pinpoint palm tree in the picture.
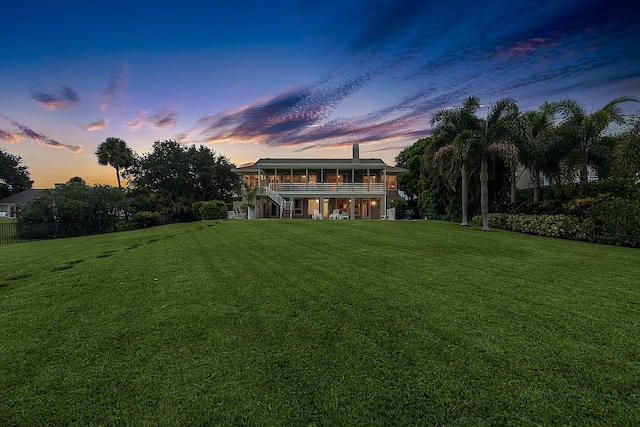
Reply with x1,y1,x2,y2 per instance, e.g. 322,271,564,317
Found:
95,137,135,188
616,114,640,178
431,96,482,226
518,102,556,203
553,97,637,184
479,98,520,231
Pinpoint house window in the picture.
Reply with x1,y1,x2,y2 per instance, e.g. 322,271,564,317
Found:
386,175,396,189
308,198,319,214
245,174,260,187
308,174,317,184
327,174,346,184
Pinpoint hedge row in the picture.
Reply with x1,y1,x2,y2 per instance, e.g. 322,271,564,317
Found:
474,197,640,247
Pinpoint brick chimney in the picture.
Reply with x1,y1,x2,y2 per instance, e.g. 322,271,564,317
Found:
352,144,359,163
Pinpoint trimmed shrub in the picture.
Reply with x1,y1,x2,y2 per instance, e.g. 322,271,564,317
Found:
475,213,590,241
193,200,227,220
585,198,640,247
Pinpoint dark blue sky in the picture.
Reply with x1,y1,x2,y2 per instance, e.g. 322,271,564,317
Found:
1,0,639,186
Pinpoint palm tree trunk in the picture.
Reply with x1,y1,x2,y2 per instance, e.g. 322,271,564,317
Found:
533,168,541,204
580,163,589,185
510,166,517,204
115,167,122,188
460,165,469,226
481,157,490,231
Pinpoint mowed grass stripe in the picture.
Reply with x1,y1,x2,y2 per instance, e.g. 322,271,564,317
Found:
0,220,638,425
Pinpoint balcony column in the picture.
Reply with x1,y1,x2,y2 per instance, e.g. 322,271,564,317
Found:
352,168,355,192
383,167,387,219
350,197,355,220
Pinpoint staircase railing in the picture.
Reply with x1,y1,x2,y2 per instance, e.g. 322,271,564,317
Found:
260,186,291,218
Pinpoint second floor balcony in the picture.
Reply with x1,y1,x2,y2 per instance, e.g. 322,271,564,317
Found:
265,182,387,195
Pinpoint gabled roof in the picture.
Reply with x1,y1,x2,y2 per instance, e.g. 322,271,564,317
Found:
0,189,43,205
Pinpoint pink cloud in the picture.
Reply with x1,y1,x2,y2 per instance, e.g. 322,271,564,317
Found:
84,118,108,132
0,115,82,152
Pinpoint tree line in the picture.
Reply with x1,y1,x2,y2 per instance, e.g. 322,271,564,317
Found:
13,139,239,236
396,96,640,233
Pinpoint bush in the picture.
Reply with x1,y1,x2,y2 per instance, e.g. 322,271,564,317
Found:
388,196,409,220
418,190,438,219
193,200,227,220
475,213,590,241
585,198,640,247
132,211,161,228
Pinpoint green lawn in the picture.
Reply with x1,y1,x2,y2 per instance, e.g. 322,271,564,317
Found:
1,220,638,425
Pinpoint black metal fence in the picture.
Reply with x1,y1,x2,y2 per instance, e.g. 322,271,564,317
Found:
0,222,66,244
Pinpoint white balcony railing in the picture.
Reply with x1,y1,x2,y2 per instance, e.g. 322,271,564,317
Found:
268,182,386,194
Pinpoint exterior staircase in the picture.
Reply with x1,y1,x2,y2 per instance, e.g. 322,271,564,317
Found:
260,186,292,218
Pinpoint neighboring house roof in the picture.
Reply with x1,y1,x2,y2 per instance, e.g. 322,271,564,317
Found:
0,189,43,205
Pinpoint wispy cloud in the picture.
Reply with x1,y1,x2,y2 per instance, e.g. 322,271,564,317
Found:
195,74,373,145
183,74,444,151
99,64,128,111
0,115,82,152
84,118,108,131
32,86,80,110
127,109,177,131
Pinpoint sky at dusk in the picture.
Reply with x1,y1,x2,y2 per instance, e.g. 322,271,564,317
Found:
1,0,639,188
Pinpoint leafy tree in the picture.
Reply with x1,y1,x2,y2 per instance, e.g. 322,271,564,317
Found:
552,97,637,184
96,137,135,188
129,140,239,216
18,178,129,235
395,138,430,201
0,148,33,198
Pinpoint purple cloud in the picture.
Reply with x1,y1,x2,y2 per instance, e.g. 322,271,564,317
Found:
196,74,374,145
0,115,82,152
127,109,177,131
32,86,80,110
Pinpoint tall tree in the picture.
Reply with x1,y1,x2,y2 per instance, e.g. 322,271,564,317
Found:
480,98,520,230
96,137,135,188
616,114,640,179
129,140,239,215
431,96,482,226
553,97,637,184
518,103,556,203
0,148,33,199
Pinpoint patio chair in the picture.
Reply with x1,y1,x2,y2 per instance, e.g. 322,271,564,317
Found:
312,209,322,220
329,209,340,220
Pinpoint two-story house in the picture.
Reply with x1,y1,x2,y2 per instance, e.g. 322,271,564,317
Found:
232,144,407,219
